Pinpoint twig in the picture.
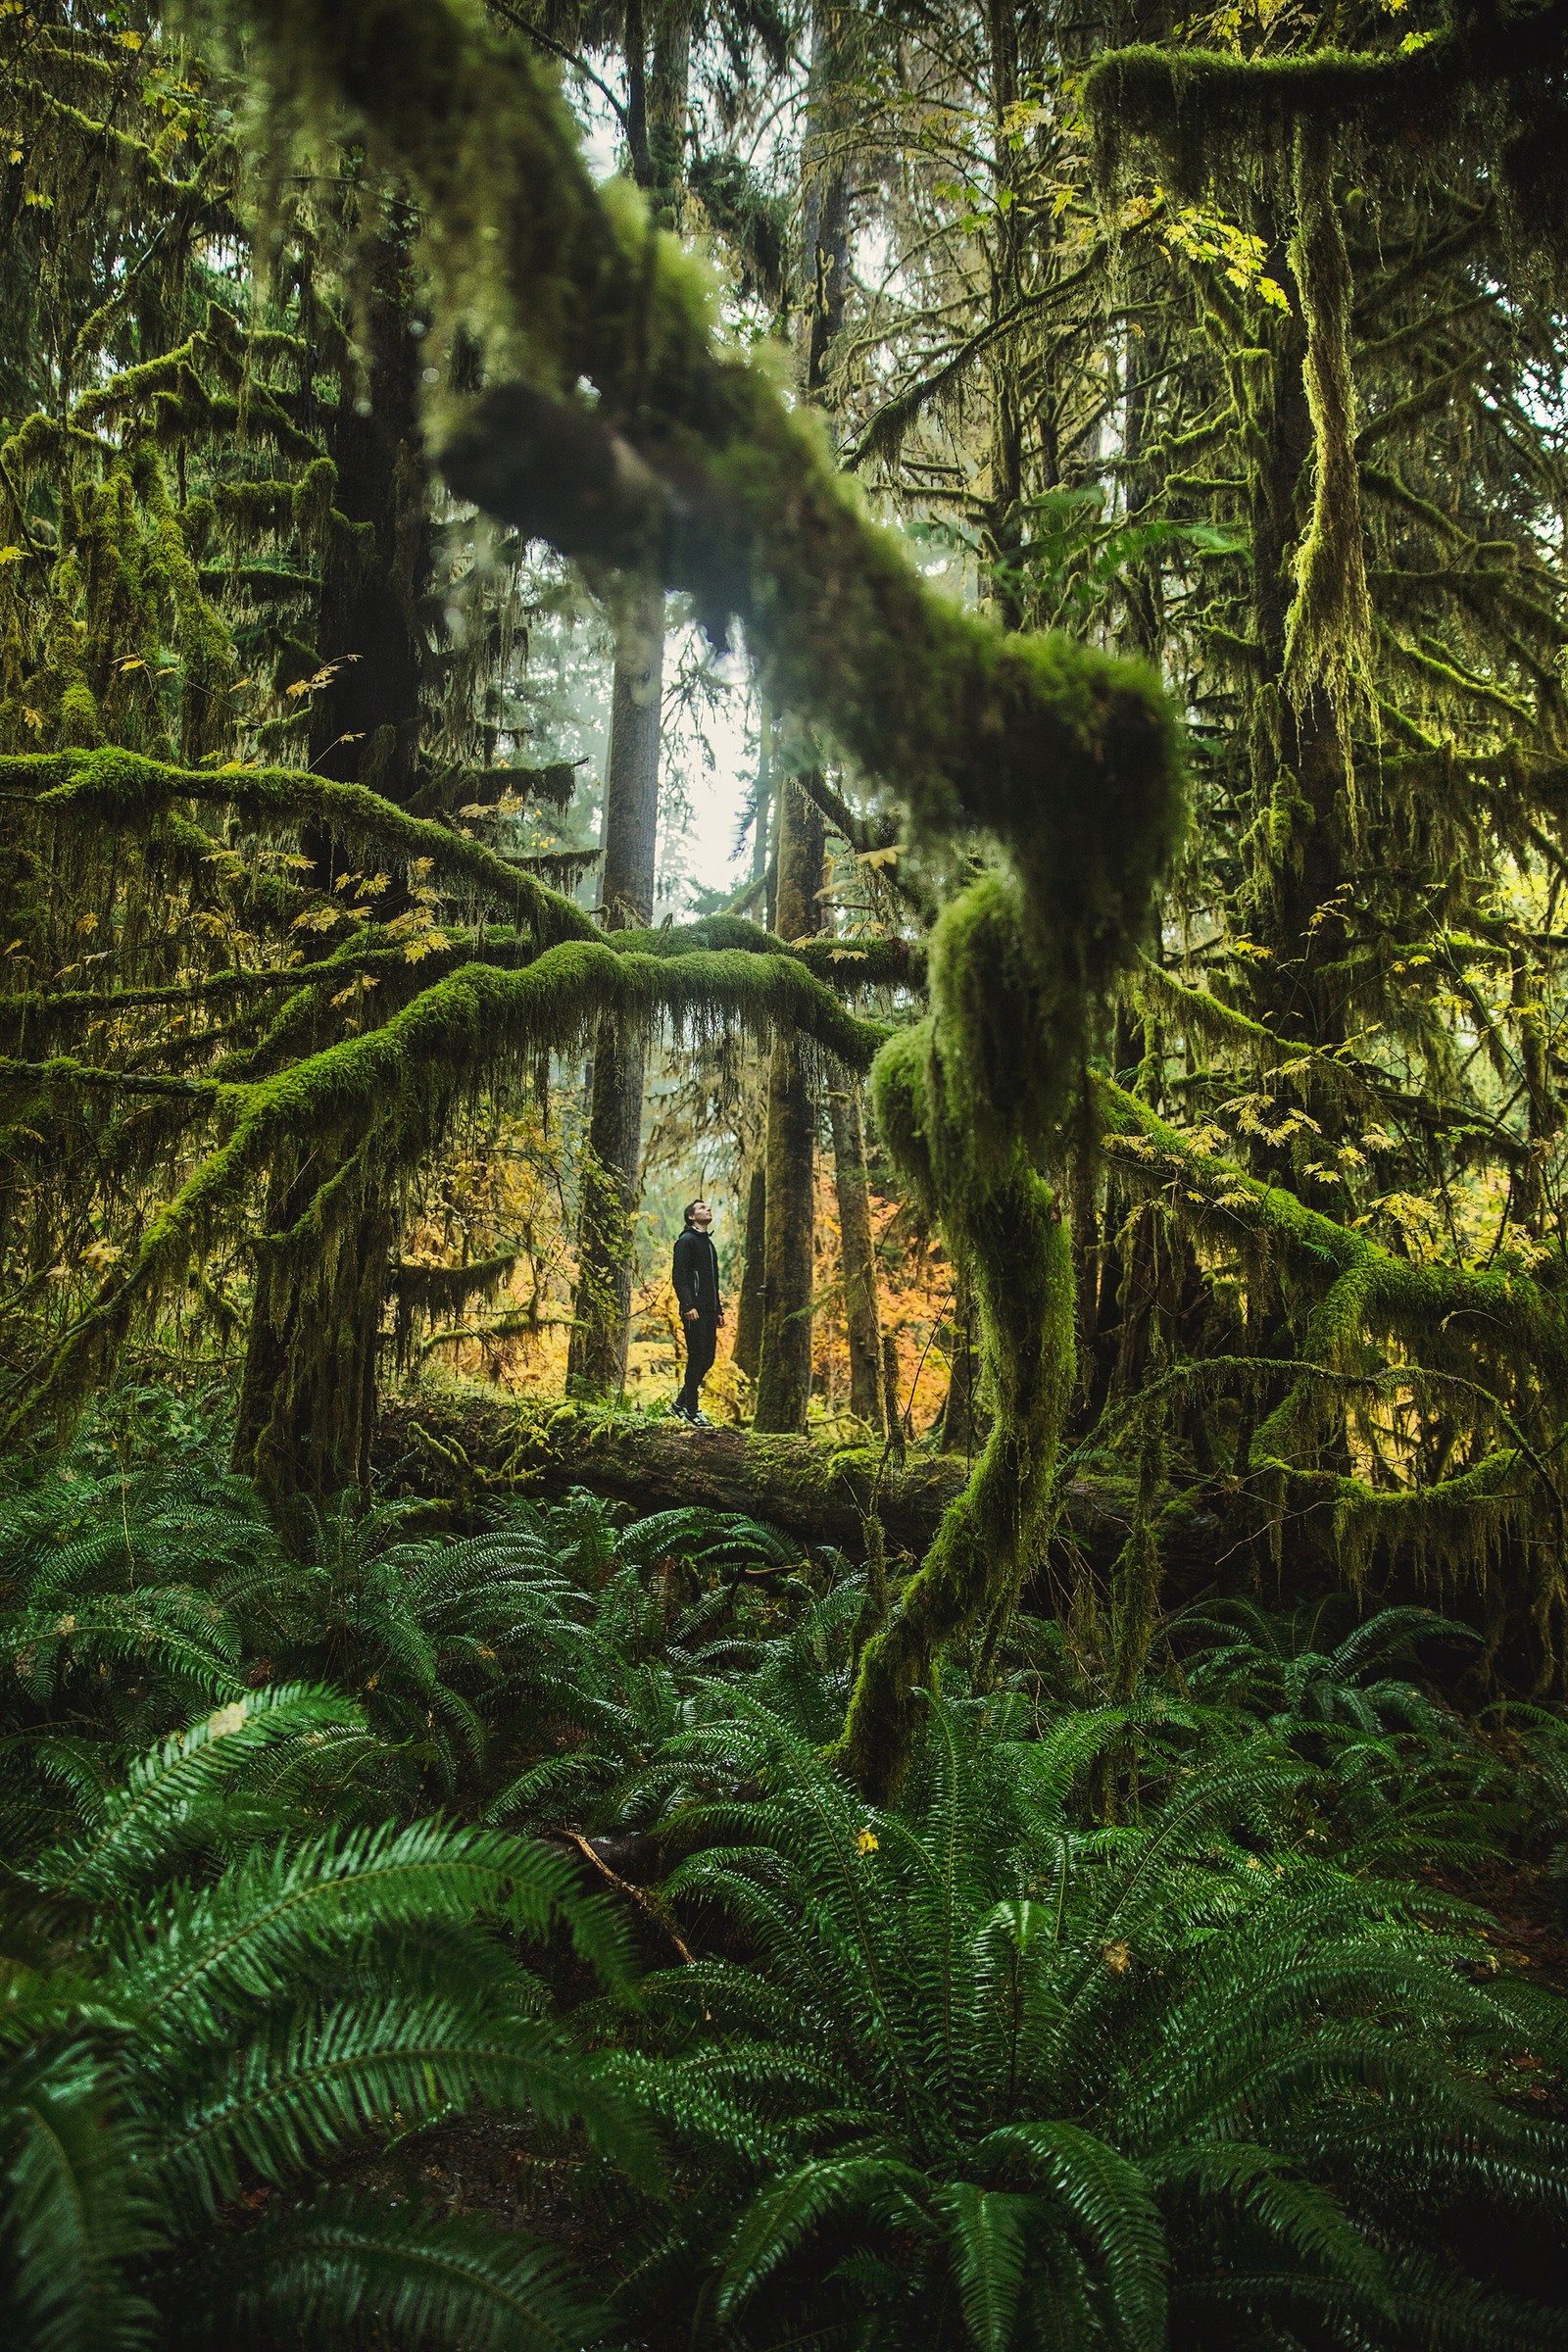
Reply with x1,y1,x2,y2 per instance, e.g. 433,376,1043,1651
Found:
555,1827,695,1965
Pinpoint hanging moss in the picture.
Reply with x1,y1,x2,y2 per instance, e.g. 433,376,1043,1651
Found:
391,1252,519,1370
1084,18,1556,196
1282,123,1371,713
3,747,601,942
229,0,1183,976
1,939,888,1446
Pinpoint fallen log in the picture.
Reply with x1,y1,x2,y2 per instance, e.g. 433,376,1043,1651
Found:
373,1385,1227,1572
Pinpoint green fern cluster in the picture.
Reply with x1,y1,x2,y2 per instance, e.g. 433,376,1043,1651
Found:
4,1400,1567,2347
0,1679,649,2347
604,1695,1568,2348
0,1397,806,1816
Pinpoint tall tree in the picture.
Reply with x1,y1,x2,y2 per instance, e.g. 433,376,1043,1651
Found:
564,0,689,1396
753,4,850,1432
828,1079,883,1430
566,582,664,1395
753,775,825,1428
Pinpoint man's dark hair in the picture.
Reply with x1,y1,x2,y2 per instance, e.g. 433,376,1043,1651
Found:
683,1200,708,1227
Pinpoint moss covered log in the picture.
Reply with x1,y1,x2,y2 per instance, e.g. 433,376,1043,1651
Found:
371,1388,1223,1571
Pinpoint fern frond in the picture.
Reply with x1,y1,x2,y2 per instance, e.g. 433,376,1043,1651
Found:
713,2154,934,2321
194,2185,609,2351
33,1686,364,1895
109,1813,634,2037
0,2035,164,2352
977,2121,1167,2352
158,1991,653,2217
933,2180,1034,2352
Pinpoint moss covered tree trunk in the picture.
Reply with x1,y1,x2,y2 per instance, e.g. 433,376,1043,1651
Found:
838,1165,1076,1802
567,584,664,1396
308,215,430,809
754,776,825,1431
234,223,431,1498
940,1252,981,1455
234,1144,396,1505
829,1080,883,1431
646,0,691,222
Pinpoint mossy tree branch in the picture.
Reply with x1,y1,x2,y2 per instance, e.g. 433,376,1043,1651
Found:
1,942,888,1442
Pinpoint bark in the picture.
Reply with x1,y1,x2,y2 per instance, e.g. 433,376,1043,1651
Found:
310,216,429,808
565,3,692,1397
567,584,663,1396
829,1081,883,1430
236,1149,395,1505
749,31,851,1435
647,0,691,220
622,0,649,185
751,701,772,891
238,220,428,1489
801,9,851,400
983,0,1026,630
754,777,825,1431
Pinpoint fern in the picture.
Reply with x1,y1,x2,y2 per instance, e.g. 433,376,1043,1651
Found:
0,2038,163,2352
188,2184,610,2350
106,1813,634,2038
32,1685,365,1895
603,1693,1568,2347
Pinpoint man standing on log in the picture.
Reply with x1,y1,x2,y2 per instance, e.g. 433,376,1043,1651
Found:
671,1199,723,1426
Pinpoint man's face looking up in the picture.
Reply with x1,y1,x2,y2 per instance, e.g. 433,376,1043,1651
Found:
691,1203,712,1232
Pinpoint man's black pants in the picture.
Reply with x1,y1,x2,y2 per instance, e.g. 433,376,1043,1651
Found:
677,1312,718,1416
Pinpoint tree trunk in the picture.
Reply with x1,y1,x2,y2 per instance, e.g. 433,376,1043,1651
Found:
829,1081,883,1431
754,778,824,1431
235,1145,395,1508
647,0,691,221
567,585,663,1396
751,32,849,1436
236,221,427,1496
564,1,693,1398
732,1159,767,1381
309,214,429,810
982,0,1026,630
940,1252,982,1456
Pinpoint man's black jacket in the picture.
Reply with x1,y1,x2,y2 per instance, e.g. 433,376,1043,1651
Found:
672,1227,722,1317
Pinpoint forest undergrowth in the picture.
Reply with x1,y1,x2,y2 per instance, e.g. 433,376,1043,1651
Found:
3,1383,1567,2350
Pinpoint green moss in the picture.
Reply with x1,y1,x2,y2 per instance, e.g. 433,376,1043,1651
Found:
1098,1074,1568,1651
57,679,103,749
836,1156,1074,1800
235,0,1184,988
2,942,888,1447
9,746,599,943
834,861,1113,1795
1282,123,1371,712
